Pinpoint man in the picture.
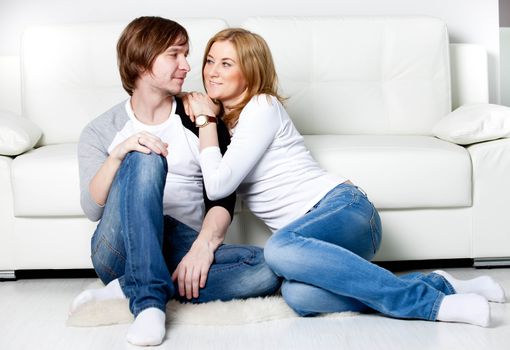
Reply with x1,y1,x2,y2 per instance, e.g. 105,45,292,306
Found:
70,16,280,346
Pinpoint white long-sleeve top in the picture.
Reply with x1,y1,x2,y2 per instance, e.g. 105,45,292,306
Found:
199,94,347,232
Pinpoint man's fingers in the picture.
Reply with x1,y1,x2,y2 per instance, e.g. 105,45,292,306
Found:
200,267,208,289
185,267,193,300
137,138,168,156
178,267,186,297
192,268,202,299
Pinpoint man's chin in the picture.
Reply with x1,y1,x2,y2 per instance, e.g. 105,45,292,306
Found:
167,87,183,96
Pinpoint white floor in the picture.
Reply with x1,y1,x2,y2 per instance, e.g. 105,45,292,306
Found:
1,267,509,350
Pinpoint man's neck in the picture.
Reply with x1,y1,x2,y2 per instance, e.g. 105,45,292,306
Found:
130,89,174,125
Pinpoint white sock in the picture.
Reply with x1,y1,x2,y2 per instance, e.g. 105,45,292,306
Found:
69,278,126,314
126,307,166,346
436,293,490,327
434,270,506,303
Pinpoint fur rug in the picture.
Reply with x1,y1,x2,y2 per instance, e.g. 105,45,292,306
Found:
66,281,357,327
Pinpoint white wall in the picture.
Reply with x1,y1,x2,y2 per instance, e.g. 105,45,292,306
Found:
501,28,510,106
0,0,501,103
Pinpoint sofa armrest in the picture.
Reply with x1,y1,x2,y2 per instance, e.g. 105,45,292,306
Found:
468,138,510,258
0,156,15,271
0,110,42,156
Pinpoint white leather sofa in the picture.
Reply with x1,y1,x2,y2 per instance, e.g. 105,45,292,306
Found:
1,16,509,279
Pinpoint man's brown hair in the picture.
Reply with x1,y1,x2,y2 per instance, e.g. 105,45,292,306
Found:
117,16,188,95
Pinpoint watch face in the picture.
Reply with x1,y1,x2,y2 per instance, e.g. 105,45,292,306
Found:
196,115,207,126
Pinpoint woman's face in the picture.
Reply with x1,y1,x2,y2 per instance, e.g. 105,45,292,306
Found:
203,40,248,109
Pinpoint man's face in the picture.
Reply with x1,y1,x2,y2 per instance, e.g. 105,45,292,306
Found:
140,42,190,96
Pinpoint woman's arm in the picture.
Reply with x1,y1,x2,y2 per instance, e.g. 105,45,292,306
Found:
198,96,281,200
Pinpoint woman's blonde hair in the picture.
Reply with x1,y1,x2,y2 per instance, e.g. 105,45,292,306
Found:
202,28,284,129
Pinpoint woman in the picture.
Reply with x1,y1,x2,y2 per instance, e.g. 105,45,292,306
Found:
185,28,505,326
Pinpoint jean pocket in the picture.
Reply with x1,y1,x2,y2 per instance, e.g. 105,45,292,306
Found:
369,205,382,255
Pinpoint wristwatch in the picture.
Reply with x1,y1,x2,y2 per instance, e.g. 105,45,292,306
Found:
195,114,217,128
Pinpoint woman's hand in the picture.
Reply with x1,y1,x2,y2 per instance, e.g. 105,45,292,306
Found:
172,238,215,299
110,131,168,161
182,91,220,122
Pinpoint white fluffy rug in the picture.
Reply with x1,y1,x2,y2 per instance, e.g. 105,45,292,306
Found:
67,281,357,327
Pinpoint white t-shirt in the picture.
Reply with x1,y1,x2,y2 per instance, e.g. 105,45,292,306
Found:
200,94,347,232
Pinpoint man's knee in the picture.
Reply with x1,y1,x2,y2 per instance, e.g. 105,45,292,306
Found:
121,151,167,187
248,259,281,296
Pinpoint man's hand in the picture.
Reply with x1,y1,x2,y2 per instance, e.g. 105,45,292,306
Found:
110,131,168,161
171,238,215,300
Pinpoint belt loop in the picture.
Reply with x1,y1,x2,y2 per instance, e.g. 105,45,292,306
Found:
356,186,368,197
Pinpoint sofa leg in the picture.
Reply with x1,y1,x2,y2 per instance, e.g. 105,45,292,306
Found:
0,270,16,281
473,257,510,268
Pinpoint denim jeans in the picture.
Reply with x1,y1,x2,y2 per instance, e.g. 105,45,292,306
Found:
90,152,280,316
264,183,455,321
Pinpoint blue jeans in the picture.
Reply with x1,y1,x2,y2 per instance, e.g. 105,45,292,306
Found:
264,183,455,320
90,152,280,316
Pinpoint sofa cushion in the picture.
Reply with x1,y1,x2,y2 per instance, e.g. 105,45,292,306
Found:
11,143,244,218
303,135,472,209
12,144,82,216
242,17,451,136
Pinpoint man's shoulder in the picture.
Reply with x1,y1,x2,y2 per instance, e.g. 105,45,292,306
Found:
80,100,129,142
86,100,129,131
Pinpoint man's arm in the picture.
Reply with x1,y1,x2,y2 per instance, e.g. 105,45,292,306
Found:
172,96,237,299
172,206,230,299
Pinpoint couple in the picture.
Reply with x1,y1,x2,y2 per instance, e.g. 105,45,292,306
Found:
71,16,505,346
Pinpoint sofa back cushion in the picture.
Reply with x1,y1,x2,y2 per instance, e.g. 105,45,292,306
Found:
21,19,227,146
242,17,451,135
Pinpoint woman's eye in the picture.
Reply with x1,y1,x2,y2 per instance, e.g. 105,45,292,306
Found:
222,62,231,67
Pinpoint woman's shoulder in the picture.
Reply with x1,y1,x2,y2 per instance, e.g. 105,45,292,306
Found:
244,94,282,114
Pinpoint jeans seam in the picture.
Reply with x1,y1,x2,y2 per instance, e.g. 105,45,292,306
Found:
133,302,166,317
435,274,456,294
93,257,120,280
98,236,126,261
369,207,380,255
430,291,445,320
123,156,139,290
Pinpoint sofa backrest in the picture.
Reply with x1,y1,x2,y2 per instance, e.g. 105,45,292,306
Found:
19,16,489,144
21,19,227,146
242,16,451,135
